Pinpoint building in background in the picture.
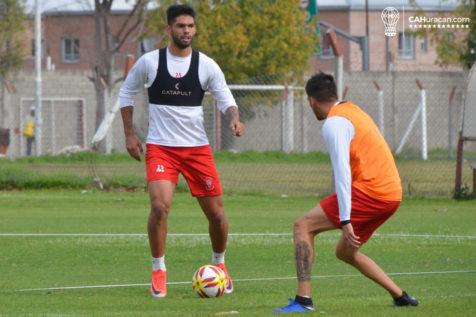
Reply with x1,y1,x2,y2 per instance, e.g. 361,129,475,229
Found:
21,0,149,72
20,0,466,73
314,0,463,72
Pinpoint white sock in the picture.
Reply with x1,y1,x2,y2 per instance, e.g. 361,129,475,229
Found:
212,251,225,264
152,256,166,271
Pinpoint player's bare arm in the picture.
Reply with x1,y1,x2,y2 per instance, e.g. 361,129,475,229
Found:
120,106,143,161
226,106,245,137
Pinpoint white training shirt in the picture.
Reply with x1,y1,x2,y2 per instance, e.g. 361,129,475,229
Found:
119,48,237,147
322,115,355,222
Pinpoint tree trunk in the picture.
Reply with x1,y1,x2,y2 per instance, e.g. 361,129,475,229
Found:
91,0,147,153
93,3,106,152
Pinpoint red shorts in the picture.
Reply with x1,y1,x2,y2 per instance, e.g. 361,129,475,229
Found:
320,187,400,244
145,144,222,197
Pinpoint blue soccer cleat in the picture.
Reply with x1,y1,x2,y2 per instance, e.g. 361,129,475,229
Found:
273,299,314,313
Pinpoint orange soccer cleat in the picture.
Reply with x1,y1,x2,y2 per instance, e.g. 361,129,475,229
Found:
216,263,234,294
150,269,167,298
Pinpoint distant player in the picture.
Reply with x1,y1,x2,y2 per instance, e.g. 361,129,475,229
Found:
274,73,418,313
119,4,245,298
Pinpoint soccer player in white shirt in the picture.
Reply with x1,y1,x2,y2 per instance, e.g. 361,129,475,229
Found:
119,4,245,298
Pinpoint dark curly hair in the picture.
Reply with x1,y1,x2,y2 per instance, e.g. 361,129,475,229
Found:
166,4,196,25
305,72,338,102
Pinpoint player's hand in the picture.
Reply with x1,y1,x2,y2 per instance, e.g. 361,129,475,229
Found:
341,223,361,248
125,134,143,161
229,120,245,137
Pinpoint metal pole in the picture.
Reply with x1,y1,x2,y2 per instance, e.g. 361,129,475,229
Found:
335,56,344,99
385,36,390,72
327,30,343,99
0,75,4,128
365,0,369,68
360,36,369,71
417,80,428,161
215,101,221,151
281,87,294,153
301,93,308,152
448,87,456,159
34,0,42,156
104,90,112,154
365,0,369,38
454,132,464,195
373,81,385,138
421,89,428,160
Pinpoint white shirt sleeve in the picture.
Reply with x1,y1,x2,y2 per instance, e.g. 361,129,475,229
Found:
322,116,355,222
119,54,150,108
199,54,237,113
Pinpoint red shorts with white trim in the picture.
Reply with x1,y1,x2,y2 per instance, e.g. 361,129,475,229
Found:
320,186,400,244
145,144,222,197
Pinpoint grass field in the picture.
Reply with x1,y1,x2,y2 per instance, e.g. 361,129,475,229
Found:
1,150,475,197
0,190,475,316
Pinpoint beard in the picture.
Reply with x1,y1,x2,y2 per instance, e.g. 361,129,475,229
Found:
171,33,192,49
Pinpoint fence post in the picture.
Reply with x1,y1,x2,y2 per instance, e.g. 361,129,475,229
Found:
455,131,464,195
300,92,308,152
396,79,427,159
417,79,427,160
373,80,385,138
104,89,112,154
34,0,42,156
327,30,343,100
281,86,294,153
214,100,221,151
448,87,456,159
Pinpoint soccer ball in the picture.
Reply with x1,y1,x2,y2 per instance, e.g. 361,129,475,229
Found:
192,264,227,298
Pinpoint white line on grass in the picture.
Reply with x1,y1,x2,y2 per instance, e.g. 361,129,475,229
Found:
17,270,476,292
1,232,476,239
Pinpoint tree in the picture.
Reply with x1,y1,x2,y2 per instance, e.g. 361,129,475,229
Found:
0,0,26,127
195,0,317,82
91,0,148,151
145,0,318,149
412,0,475,69
0,0,25,78
146,0,318,82
459,1,476,69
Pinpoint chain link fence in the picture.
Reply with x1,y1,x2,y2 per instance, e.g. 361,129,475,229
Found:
197,72,475,197
1,71,475,197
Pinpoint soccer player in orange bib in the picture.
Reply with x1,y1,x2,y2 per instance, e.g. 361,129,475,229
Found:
119,4,244,298
274,73,418,313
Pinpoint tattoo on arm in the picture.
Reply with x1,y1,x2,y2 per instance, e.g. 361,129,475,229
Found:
295,241,312,281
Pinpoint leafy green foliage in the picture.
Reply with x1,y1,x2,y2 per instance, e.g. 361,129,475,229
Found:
194,0,317,82
0,0,26,77
412,0,476,69
460,1,476,69
146,0,317,82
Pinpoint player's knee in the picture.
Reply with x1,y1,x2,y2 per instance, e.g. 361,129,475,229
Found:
335,247,355,264
293,218,307,236
207,209,227,224
150,199,171,219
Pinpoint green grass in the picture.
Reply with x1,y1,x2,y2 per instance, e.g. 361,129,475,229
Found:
2,150,475,197
0,191,475,316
